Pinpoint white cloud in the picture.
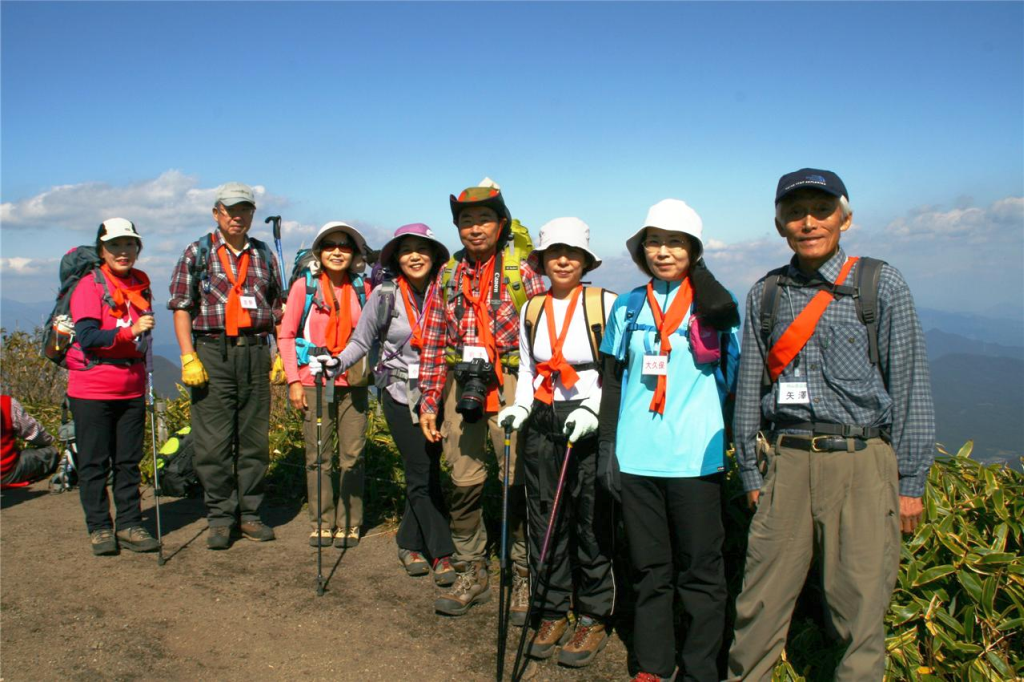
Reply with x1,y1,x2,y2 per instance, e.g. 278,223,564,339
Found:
0,257,57,276
883,196,1023,243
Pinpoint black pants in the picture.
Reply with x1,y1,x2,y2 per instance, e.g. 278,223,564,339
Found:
68,397,146,533
522,399,614,620
382,390,455,560
620,472,726,681
191,339,271,527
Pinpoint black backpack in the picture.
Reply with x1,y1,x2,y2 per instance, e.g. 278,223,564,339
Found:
155,426,201,498
41,246,112,368
758,257,886,386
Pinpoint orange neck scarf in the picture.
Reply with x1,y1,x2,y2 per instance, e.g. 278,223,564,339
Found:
645,277,693,415
320,271,354,355
766,257,858,382
461,256,503,412
397,275,433,351
534,286,583,405
216,244,252,336
101,265,151,318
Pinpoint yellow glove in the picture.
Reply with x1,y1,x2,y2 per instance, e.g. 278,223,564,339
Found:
270,355,287,385
180,353,209,387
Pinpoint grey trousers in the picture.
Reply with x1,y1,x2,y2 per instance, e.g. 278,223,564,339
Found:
727,437,901,682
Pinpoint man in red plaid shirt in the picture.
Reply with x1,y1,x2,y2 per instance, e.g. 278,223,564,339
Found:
419,180,545,620
167,182,283,550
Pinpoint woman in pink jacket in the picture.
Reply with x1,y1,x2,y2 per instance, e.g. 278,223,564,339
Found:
279,222,372,549
68,219,159,556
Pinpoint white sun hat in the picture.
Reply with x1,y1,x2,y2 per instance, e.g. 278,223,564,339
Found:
625,199,705,269
529,217,602,272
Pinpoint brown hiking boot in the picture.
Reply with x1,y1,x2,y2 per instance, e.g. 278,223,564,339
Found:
434,559,490,616
240,520,275,542
90,528,118,556
116,526,159,553
527,616,570,659
557,616,608,667
509,563,530,626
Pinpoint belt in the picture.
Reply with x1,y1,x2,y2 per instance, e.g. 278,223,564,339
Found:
777,434,869,453
196,333,270,347
773,421,886,440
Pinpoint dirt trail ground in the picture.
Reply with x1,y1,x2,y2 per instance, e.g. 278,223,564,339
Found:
1,480,632,681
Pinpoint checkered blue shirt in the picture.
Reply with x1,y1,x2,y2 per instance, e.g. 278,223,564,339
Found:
733,248,936,497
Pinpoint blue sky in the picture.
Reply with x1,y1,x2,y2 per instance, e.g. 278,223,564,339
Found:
3,1,1023,339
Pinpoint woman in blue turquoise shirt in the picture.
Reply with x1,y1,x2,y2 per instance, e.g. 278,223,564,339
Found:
598,199,740,682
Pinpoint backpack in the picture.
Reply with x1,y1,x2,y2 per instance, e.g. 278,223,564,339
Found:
440,218,535,314
758,256,885,387
155,426,201,498
522,287,609,370
41,246,145,369
187,232,278,312
49,397,78,494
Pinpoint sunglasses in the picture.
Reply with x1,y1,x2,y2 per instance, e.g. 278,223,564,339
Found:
320,241,354,253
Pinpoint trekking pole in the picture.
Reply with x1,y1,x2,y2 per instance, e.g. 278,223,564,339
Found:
314,370,326,597
265,216,287,288
496,418,514,681
144,323,165,566
510,427,576,682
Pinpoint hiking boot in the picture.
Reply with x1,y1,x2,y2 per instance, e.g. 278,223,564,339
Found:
207,525,232,550
509,563,530,627
240,520,276,542
334,527,360,548
432,556,456,587
434,559,490,616
527,617,570,659
398,549,430,576
557,616,608,667
630,670,678,682
90,529,118,556
116,526,160,553
309,529,333,547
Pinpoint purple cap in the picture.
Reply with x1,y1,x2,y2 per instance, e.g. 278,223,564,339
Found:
379,223,451,270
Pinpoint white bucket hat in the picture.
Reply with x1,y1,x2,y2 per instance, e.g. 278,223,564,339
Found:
312,221,370,275
529,217,602,273
625,199,704,270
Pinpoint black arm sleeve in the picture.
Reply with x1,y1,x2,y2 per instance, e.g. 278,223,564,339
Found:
75,318,119,350
691,259,740,330
598,353,623,443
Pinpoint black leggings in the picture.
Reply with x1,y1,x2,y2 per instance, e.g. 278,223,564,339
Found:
68,397,146,533
382,391,455,560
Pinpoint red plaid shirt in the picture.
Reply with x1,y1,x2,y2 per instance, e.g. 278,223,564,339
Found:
166,229,284,333
419,251,545,415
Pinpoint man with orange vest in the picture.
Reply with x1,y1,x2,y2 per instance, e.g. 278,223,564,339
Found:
727,169,935,681
1,395,59,489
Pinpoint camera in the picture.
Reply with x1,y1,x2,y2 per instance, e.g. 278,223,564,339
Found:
453,358,496,423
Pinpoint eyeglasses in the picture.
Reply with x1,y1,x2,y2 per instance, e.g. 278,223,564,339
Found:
320,241,353,253
642,237,689,252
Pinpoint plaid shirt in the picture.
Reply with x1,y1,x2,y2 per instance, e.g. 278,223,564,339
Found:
419,251,545,415
166,229,283,333
733,248,936,497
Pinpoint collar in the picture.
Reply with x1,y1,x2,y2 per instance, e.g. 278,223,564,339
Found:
212,229,251,254
787,247,847,284
650,277,683,295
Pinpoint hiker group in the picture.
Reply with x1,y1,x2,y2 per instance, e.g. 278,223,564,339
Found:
46,169,935,682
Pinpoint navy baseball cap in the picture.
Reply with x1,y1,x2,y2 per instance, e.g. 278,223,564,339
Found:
775,168,848,204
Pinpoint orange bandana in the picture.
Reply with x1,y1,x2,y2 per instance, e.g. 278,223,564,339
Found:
397,275,434,351
461,256,504,412
216,244,252,336
646,277,693,415
320,271,354,355
533,286,583,405
101,265,151,318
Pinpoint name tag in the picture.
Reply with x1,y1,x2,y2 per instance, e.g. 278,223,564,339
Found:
407,363,420,380
641,354,668,376
116,317,132,329
240,296,258,310
778,381,810,405
462,346,489,362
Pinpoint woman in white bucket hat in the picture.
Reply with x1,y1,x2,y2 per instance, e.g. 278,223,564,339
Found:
497,217,618,668
598,199,741,682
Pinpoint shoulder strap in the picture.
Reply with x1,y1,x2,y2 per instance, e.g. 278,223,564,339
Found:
502,241,528,312
188,234,214,304
854,257,885,367
378,280,400,346
581,286,607,361
522,295,546,362
616,285,648,362
758,268,787,386
298,271,317,337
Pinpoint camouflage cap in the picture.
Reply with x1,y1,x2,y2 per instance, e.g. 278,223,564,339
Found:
449,179,511,226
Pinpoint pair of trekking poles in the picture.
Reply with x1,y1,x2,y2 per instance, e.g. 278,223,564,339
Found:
496,418,577,682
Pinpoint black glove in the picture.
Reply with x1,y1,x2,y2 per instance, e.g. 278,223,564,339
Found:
691,259,740,330
597,439,621,503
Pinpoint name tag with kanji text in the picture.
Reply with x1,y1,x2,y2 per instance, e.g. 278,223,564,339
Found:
407,363,420,380
778,381,810,405
641,354,668,376
240,295,258,310
462,346,489,363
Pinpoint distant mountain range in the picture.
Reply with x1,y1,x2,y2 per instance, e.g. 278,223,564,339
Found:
4,297,1022,467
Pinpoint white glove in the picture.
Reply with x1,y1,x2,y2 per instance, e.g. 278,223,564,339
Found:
314,354,342,379
497,404,531,431
564,393,601,443
307,355,323,376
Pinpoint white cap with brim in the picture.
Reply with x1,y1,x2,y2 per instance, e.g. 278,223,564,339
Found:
99,218,142,244
529,217,602,272
216,182,256,207
312,221,370,275
625,199,704,269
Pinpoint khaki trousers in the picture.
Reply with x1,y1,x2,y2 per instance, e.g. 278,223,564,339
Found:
302,385,368,531
441,370,527,564
728,437,901,682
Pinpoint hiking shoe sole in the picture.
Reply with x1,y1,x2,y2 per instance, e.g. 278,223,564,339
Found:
91,539,118,556
433,571,457,587
403,561,430,577
528,626,572,660
557,633,608,668
434,587,491,616
119,538,160,553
